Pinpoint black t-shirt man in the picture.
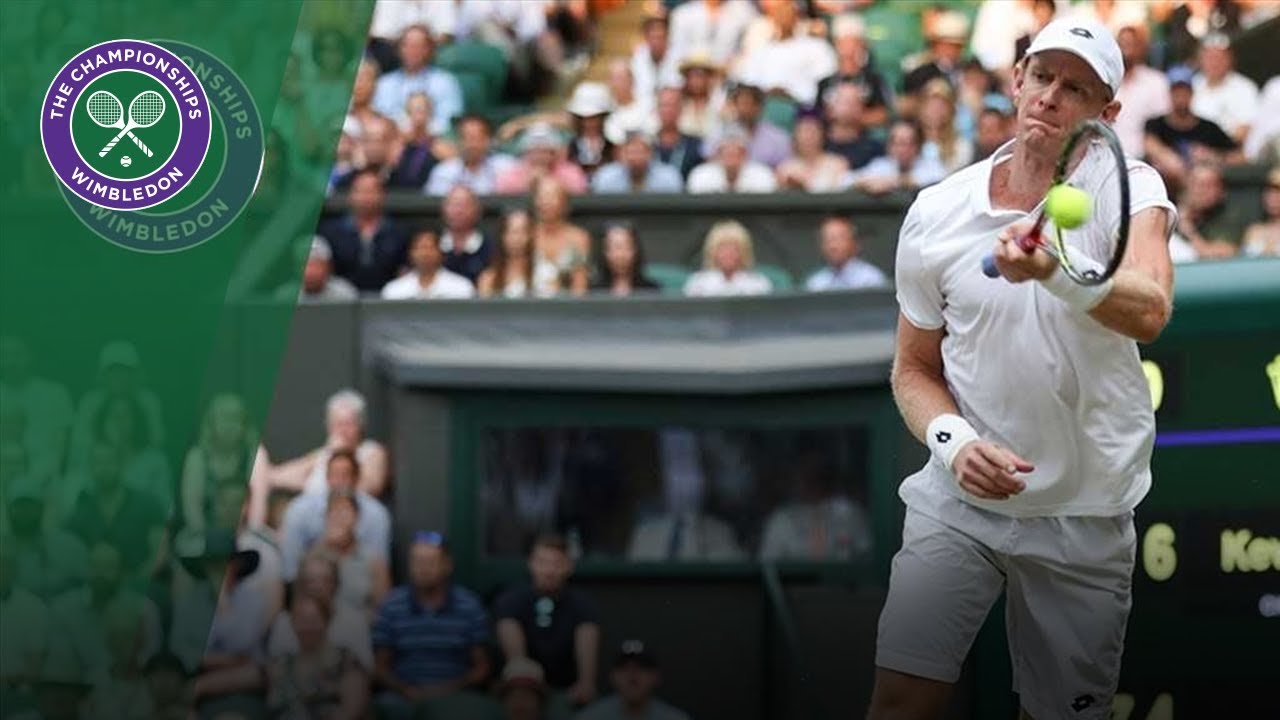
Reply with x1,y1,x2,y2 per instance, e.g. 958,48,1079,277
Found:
493,582,600,689
1144,115,1237,164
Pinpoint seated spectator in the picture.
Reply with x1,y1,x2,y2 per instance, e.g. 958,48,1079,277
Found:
266,593,368,719
143,653,190,720
676,51,726,140
270,388,390,498
88,392,173,511
687,126,777,194
496,657,549,720
968,0,1032,79
68,341,164,486
390,92,445,191
318,170,409,293
823,81,883,171
84,602,154,720
775,112,849,193
0,540,49,689
495,123,590,196
346,59,388,137
759,450,872,561
65,439,166,576
367,0,457,54
1012,0,1057,66
425,114,517,196
373,532,491,718
1192,35,1259,145
1246,76,1280,164
919,79,973,174
667,0,757,68
180,393,265,533
631,14,678,103
843,119,946,195
532,178,592,297
954,58,1002,140
456,1,555,102
652,87,704,179
285,236,358,303
268,552,374,673
566,83,617,178
816,14,892,128
592,131,684,194
736,0,836,108
1144,73,1241,196
495,534,601,708
683,220,773,297
54,542,163,678
591,222,659,297
372,25,462,135
0,335,72,485
717,83,791,169
1174,162,1251,259
900,10,969,117
604,61,653,145
805,216,889,291
479,209,537,299
171,530,267,709
576,641,691,720
1242,168,1280,257
278,450,391,582
6,473,88,601
1114,25,1170,159
311,490,391,620
973,104,1014,161
382,229,477,300
438,185,492,283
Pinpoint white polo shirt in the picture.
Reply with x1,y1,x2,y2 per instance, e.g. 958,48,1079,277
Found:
1192,71,1260,139
381,268,476,299
895,139,1175,518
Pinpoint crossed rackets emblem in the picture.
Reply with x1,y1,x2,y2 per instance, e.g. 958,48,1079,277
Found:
86,89,165,158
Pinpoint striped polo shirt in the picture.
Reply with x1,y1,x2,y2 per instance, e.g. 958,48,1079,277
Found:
372,584,490,686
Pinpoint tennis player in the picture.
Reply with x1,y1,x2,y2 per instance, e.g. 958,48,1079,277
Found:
868,18,1176,720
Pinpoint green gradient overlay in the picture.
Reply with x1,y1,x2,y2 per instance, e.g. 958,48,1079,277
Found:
0,1,373,717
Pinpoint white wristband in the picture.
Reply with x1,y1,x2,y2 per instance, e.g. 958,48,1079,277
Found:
1040,246,1114,312
926,414,980,472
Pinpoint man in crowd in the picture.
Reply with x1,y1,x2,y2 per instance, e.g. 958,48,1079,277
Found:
332,116,407,191
1144,71,1241,195
631,14,677,102
817,14,892,128
592,131,684,194
381,230,477,300
278,450,390,582
735,0,836,109
65,439,167,576
268,551,373,671
1174,162,1251,258
718,83,790,169
425,115,516,196
319,170,409,293
973,105,1014,161
495,122,589,195
291,236,358,303
372,532,491,719
576,641,692,720
652,86,703,180
900,11,970,116
1113,24,1169,157
687,125,777,193
495,534,601,708
438,185,492,283
1191,34,1259,145
844,119,946,195
824,81,883,172
373,24,462,135
805,216,889,291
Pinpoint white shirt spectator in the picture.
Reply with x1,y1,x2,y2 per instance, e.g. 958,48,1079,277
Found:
842,155,948,190
1114,65,1171,157
454,0,548,42
1070,1,1148,33
969,0,1037,72
1192,71,1260,140
368,0,457,41
737,35,837,107
668,0,758,66
424,154,517,195
687,161,777,193
605,100,657,145
631,44,680,103
805,259,889,291
759,496,873,561
267,602,374,671
1245,76,1280,162
381,269,476,299
683,269,772,297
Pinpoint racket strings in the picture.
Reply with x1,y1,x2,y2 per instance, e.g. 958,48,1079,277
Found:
130,92,165,126
86,92,123,126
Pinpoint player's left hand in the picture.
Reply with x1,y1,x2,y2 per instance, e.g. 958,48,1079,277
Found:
992,219,1058,283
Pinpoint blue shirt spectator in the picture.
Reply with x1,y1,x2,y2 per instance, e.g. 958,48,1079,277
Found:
842,120,947,195
805,216,889,292
592,132,684,194
371,25,462,135
424,114,516,195
278,451,391,582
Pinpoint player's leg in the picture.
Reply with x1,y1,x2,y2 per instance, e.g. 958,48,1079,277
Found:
1005,513,1137,720
869,507,1007,720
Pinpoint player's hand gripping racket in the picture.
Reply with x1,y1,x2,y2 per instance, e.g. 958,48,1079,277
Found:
981,119,1130,285
88,90,164,158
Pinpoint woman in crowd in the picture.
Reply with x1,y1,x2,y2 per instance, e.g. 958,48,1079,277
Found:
591,221,659,297
95,393,173,511
478,209,538,299
566,82,616,179
774,112,849,193
266,593,368,720
918,79,974,174
683,220,773,297
181,394,269,533
1243,168,1280,257
269,389,389,499
677,51,725,140
312,491,390,621
531,178,591,297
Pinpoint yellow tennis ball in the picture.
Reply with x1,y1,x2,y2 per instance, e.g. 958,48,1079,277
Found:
1045,184,1092,229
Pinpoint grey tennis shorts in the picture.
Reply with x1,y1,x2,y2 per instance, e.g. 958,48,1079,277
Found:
876,494,1136,720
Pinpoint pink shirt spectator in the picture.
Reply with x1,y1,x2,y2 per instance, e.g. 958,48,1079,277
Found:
1115,65,1170,157
494,162,589,195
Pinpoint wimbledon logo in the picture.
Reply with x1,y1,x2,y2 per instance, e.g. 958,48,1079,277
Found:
41,39,262,253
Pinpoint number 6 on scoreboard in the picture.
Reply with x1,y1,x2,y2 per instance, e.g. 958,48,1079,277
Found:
1142,523,1177,582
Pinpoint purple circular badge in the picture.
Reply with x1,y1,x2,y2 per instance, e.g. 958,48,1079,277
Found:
40,39,211,211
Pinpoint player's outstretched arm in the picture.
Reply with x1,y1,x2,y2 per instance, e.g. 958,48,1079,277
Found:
1085,207,1174,343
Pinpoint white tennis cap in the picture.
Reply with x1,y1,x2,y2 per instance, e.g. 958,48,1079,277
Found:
1026,17,1123,96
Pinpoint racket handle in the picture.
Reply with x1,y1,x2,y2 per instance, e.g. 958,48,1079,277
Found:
99,133,125,157
981,253,1000,278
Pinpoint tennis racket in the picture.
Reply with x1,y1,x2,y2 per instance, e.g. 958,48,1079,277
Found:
94,90,165,158
981,119,1130,285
